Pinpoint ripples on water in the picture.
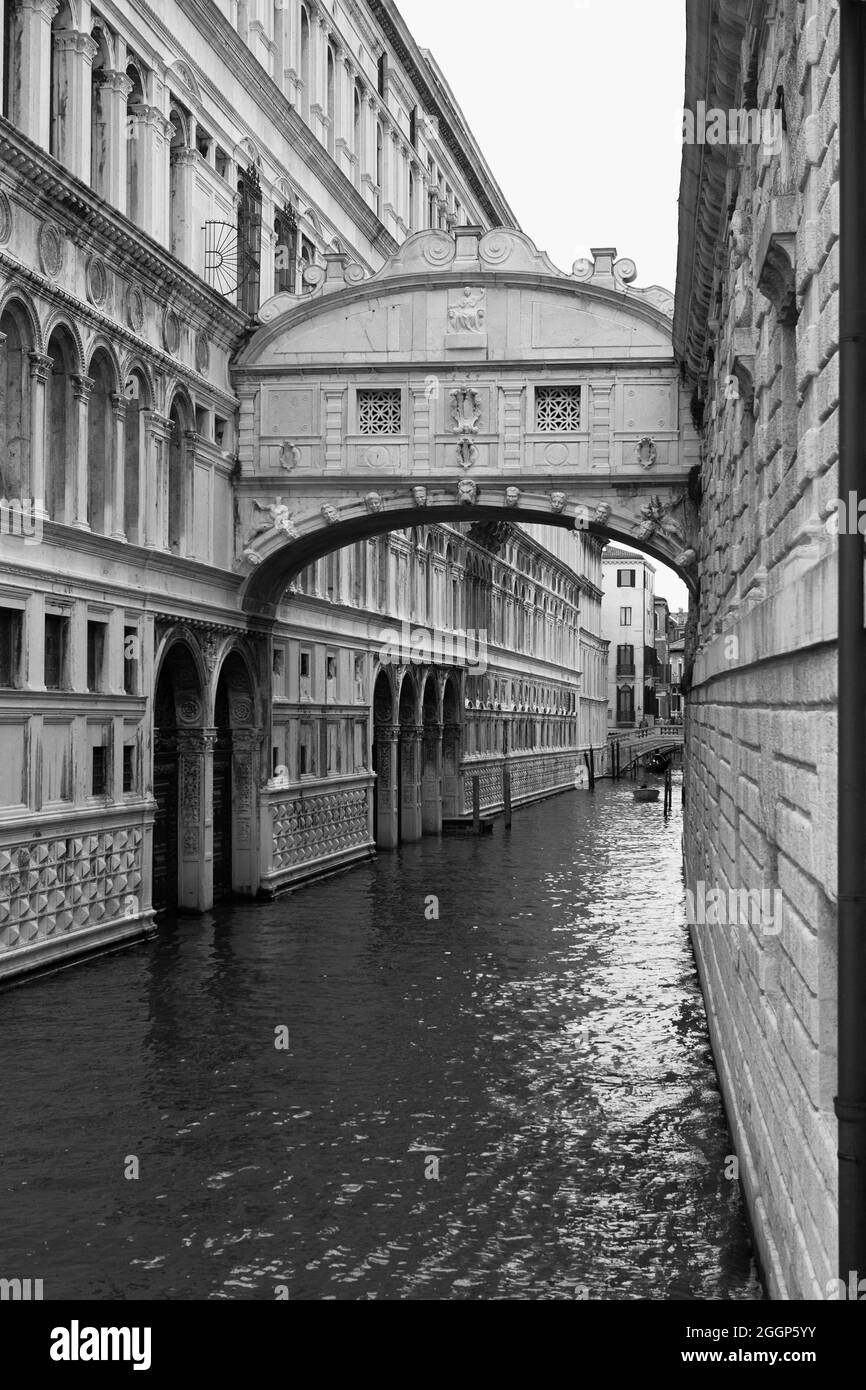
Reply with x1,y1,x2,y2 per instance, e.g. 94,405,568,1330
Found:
0,772,762,1300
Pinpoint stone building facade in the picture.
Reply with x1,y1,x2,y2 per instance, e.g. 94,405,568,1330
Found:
600,548,657,727
675,0,838,1298
0,0,609,982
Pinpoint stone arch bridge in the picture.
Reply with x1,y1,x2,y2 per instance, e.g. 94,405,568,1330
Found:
231,227,702,613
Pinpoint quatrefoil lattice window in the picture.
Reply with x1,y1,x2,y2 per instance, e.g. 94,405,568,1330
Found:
535,386,582,432
358,389,402,435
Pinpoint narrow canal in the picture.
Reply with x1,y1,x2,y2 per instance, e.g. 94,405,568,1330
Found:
0,772,762,1300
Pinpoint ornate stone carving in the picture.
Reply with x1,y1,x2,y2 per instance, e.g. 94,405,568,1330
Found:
279,440,300,471
549,491,567,514
321,503,339,524
635,436,657,469
126,286,145,332
448,286,486,334
242,548,264,566
195,331,210,373
457,478,478,506
450,384,481,434
38,220,64,278
162,307,181,354
0,190,12,245
457,438,479,470
594,502,612,525
364,491,383,513
411,486,428,507
270,788,370,870
0,827,143,947
634,495,686,544
252,498,298,539
505,486,521,507
85,255,108,307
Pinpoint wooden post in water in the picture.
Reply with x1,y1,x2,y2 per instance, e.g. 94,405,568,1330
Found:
587,748,595,790
472,775,481,835
663,766,673,815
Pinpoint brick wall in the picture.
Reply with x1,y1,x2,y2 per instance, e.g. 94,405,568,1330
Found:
680,0,839,1298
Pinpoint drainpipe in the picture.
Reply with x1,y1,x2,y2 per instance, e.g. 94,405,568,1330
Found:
837,0,866,1289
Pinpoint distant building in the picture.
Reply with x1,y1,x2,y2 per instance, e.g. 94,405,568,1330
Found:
601,549,657,727
653,596,672,721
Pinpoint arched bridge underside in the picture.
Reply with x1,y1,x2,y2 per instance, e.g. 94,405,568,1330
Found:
232,228,702,615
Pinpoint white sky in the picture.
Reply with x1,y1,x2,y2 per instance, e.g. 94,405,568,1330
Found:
398,0,690,610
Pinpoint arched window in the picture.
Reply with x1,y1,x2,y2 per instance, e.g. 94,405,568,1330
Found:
87,350,114,534
326,45,335,155
0,303,32,499
167,395,190,553
124,371,147,544
300,7,310,120
44,326,76,522
125,63,145,225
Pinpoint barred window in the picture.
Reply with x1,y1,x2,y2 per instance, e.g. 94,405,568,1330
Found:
358,389,402,435
535,386,582,432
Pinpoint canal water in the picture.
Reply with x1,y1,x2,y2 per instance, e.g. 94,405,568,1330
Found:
0,772,762,1300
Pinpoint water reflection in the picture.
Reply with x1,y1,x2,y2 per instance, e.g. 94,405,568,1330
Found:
0,772,762,1300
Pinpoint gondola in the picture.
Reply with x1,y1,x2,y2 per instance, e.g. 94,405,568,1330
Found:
633,785,660,803
646,751,671,775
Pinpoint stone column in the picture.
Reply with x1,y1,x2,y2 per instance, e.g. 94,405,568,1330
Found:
110,392,126,541
180,427,198,557
169,146,198,267
363,93,379,211
422,722,443,835
92,70,132,210
70,374,93,531
177,728,216,913
442,722,462,817
15,0,59,148
142,411,171,549
128,105,172,243
28,352,52,520
51,28,97,179
231,729,261,895
309,11,328,143
374,723,400,849
400,723,424,843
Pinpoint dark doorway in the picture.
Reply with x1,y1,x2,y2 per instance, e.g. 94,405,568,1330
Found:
152,668,179,913
212,669,233,901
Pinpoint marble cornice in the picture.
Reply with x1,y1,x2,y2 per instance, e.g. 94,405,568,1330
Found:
0,122,247,345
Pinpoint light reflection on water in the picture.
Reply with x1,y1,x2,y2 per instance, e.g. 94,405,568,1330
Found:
0,772,762,1300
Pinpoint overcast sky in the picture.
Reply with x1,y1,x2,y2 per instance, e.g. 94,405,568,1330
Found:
398,0,689,608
